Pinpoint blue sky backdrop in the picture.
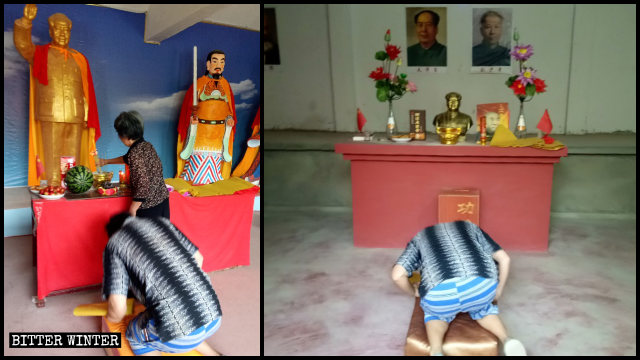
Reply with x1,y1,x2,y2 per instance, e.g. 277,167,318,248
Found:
4,4,260,186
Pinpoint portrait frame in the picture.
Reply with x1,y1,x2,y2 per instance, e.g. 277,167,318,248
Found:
264,8,281,67
406,7,448,72
476,103,510,142
470,8,513,74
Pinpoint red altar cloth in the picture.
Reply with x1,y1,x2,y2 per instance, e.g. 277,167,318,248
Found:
32,188,257,301
168,190,255,272
335,141,568,251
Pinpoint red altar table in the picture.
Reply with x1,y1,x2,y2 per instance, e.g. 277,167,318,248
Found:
31,188,257,304
335,141,568,251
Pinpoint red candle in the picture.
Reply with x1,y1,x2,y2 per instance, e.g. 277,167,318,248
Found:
125,165,130,184
480,116,487,145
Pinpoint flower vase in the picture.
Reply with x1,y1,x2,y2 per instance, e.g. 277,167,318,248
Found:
386,101,397,139
514,98,527,138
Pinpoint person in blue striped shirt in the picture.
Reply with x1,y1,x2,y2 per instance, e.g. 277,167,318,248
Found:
103,212,223,355
392,220,526,356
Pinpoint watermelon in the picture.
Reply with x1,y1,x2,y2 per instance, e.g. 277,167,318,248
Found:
65,165,94,193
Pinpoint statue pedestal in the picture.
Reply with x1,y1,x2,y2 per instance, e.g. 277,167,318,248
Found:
335,139,568,251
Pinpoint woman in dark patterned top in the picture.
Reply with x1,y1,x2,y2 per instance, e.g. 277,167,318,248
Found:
98,111,170,219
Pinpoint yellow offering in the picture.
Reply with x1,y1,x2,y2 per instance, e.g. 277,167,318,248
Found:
489,124,565,150
73,298,134,317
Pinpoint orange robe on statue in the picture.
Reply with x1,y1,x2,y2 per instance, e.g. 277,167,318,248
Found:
231,107,260,179
176,75,237,183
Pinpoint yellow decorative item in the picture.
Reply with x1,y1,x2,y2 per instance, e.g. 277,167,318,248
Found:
490,124,565,150
436,127,463,145
409,271,421,284
73,298,134,317
164,177,194,194
165,177,255,197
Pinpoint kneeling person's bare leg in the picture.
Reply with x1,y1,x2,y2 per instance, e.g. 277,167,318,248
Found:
140,350,161,356
475,314,508,342
425,319,449,356
475,315,526,356
195,340,222,356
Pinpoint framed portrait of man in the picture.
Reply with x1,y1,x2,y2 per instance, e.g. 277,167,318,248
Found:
471,8,512,73
406,7,447,68
476,102,510,142
264,8,280,65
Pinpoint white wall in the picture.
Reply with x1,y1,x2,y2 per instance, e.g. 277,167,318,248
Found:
566,5,637,133
264,4,636,134
263,4,335,130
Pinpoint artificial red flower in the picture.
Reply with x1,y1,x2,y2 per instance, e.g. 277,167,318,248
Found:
534,78,547,93
385,44,401,61
368,67,389,81
509,80,526,96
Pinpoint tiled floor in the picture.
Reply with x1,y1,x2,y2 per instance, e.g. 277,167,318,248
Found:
264,208,636,356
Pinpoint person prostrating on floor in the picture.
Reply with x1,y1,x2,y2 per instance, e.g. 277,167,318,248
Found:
103,212,223,356
391,220,527,356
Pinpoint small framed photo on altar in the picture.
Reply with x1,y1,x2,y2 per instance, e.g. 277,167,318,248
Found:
476,103,509,142
470,8,513,74
406,7,447,68
264,8,280,67
409,110,426,140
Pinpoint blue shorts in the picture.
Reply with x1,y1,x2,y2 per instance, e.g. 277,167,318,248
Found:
126,315,221,355
420,276,499,324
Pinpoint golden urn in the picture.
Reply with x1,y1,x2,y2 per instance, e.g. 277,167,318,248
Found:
92,171,113,189
436,127,463,145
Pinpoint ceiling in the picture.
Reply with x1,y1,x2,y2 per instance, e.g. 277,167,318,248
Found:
91,4,260,44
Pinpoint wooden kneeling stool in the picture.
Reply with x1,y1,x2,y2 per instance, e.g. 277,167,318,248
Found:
73,299,202,356
404,297,499,356
101,303,203,356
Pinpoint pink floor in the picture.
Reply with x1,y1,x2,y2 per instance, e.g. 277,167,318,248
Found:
3,212,260,356
264,208,636,356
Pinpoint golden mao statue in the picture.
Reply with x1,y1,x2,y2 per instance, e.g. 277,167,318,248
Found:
14,4,100,186
433,92,473,141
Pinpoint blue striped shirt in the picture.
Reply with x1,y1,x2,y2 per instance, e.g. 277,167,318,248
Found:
102,217,222,342
396,221,502,297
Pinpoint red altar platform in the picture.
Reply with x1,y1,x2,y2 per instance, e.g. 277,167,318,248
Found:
335,140,568,251
31,188,257,304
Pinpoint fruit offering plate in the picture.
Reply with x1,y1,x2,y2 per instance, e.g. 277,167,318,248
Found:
34,185,66,199
97,186,119,196
29,185,46,194
391,134,412,143
38,193,65,200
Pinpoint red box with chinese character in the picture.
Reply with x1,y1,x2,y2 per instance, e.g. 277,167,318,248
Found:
438,189,480,226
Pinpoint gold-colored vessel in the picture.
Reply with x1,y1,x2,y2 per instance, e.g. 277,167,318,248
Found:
436,127,463,145
92,171,113,189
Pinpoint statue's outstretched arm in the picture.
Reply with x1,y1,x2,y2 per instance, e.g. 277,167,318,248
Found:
13,4,38,64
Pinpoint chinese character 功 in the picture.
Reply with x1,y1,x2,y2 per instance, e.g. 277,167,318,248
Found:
457,201,474,214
